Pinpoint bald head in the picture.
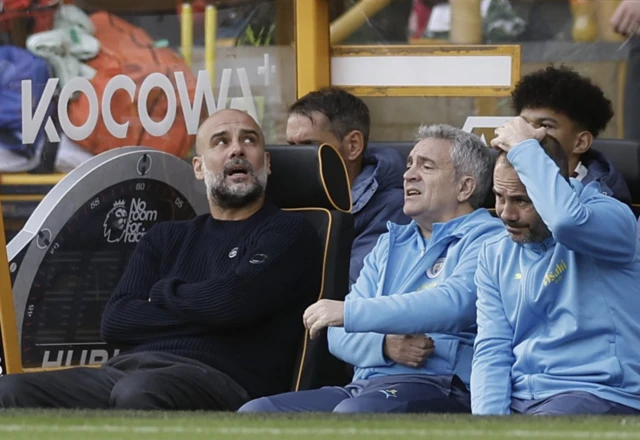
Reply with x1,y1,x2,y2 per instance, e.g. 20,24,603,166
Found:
196,109,264,155
192,109,271,214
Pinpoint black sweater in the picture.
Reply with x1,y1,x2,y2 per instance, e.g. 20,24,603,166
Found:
100,203,322,398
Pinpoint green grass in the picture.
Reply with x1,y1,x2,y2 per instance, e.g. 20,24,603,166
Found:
0,411,639,440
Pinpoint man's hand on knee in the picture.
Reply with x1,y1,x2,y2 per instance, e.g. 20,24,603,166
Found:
383,334,434,368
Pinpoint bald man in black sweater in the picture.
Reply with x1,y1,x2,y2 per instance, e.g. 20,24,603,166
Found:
0,109,322,410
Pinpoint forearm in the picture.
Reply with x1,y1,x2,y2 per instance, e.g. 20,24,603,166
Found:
149,226,320,328
471,339,514,415
327,327,392,368
344,287,475,334
100,298,191,344
508,140,636,261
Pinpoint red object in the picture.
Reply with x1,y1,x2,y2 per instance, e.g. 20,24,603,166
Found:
0,0,58,34
66,12,198,157
410,0,432,39
176,0,206,15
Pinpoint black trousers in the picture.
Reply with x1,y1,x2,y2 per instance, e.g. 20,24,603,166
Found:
0,351,250,410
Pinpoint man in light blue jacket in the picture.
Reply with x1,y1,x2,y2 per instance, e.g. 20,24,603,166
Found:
239,124,503,413
472,116,640,416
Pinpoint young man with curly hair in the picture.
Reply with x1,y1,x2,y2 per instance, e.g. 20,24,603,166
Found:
511,65,631,204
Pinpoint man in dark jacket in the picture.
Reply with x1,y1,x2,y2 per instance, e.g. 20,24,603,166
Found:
511,65,631,204
0,110,322,411
286,87,410,285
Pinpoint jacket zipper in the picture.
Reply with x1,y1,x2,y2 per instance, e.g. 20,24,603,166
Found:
394,234,454,294
520,242,547,399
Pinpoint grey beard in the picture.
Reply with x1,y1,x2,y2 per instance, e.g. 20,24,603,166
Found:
209,179,265,209
203,158,268,209
508,222,551,244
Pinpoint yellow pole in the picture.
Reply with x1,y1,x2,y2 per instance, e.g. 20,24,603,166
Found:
295,0,331,99
181,2,193,68
329,0,392,45
450,0,482,44
205,5,217,88
0,202,22,374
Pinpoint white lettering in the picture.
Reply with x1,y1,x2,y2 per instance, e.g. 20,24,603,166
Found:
138,73,177,137
175,70,218,134
41,349,120,368
89,350,109,365
64,350,73,366
22,68,259,144
42,350,64,368
49,243,60,255
58,77,99,141
121,198,158,243
217,68,232,116
21,79,59,144
235,68,259,122
102,75,136,139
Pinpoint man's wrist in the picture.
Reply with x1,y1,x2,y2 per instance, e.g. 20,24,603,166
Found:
381,335,392,361
506,138,540,162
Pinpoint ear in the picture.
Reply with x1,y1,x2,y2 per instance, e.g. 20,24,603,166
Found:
457,176,477,204
264,151,271,176
192,155,204,180
572,130,593,155
343,130,365,162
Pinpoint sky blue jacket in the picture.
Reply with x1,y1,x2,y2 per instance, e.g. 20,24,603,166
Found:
328,209,502,388
472,139,640,415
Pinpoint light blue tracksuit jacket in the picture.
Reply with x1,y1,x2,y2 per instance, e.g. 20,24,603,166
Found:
472,139,640,415
328,209,502,388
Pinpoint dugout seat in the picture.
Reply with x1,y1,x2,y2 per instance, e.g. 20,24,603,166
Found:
265,143,354,391
591,138,640,215
1,144,354,393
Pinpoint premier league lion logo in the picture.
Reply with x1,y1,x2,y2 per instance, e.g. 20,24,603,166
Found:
103,199,128,243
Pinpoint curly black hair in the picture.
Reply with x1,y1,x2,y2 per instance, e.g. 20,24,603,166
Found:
511,65,614,137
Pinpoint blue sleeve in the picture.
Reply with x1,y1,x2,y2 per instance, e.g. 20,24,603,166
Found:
328,234,394,368
508,140,637,263
343,222,502,334
471,244,515,415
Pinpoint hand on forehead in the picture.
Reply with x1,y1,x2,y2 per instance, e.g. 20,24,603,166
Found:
491,117,546,152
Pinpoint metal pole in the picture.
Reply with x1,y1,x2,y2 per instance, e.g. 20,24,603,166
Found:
329,0,392,45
